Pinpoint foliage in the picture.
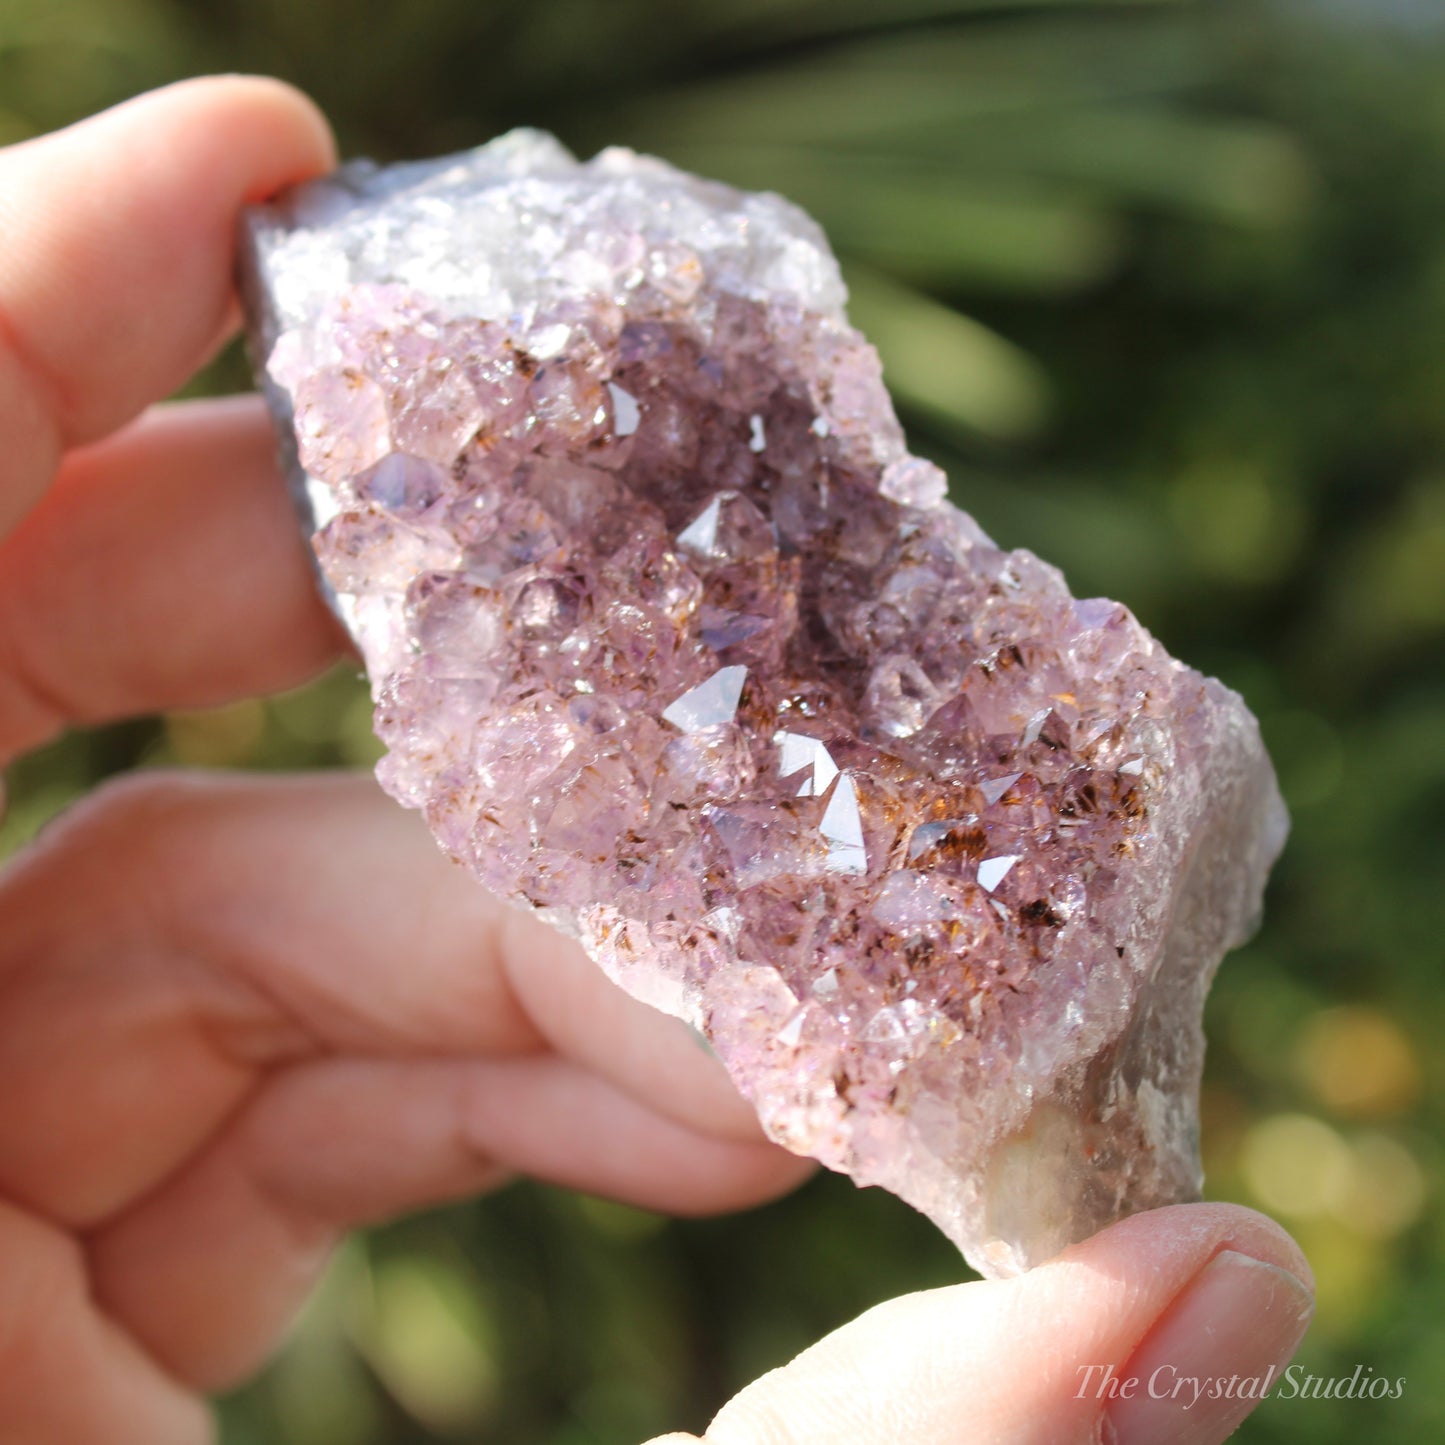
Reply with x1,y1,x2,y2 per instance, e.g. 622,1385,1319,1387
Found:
0,0,1441,1440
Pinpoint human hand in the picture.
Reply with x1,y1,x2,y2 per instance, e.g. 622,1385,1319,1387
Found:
0,78,1314,1445
0,77,812,1442
645,1202,1314,1445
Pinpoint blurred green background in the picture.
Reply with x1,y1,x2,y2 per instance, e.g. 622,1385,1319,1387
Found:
2,0,1443,1440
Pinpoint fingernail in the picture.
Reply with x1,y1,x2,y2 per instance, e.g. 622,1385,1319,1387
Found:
1106,1248,1314,1445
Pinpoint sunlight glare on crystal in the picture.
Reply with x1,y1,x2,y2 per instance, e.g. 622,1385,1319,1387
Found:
775,730,839,797
977,855,1020,893
662,665,747,732
676,496,721,555
820,774,868,876
608,382,640,436
979,773,1023,806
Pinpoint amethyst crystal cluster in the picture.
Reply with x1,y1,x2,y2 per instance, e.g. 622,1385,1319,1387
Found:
241,131,1287,1276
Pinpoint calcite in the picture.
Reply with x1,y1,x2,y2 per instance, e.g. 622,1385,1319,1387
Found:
240,131,1288,1276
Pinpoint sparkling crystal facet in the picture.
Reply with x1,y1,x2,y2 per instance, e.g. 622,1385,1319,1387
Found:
241,130,1289,1277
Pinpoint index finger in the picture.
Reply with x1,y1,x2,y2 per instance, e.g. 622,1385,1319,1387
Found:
0,75,335,536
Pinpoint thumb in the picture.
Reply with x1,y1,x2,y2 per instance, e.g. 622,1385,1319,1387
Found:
646,1202,1313,1445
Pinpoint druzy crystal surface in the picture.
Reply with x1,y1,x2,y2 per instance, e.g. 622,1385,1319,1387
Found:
241,131,1288,1276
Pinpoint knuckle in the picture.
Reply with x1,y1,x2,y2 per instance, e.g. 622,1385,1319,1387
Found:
38,769,208,858
0,1203,86,1374
7,770,225,925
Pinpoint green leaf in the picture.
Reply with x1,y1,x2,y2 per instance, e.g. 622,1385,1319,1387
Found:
668,145,1122,291
897,104,1314,227
698,0,1189,50
610,16,1208,149
842,261,1051,440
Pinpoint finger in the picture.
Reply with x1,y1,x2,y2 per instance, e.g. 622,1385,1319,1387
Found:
0,1199,210,1445
0,75,334,536
667,1203,1313,1445
88,1054,808,1390
0,397,344,761
0,771,769,1228
500,913,768,1147
0,395,764,1123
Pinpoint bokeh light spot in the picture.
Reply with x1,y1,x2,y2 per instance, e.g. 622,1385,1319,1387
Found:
349,1253,499,1435
163,697,266,767
1240,1112,1353,1218
1295,1006,1422,1118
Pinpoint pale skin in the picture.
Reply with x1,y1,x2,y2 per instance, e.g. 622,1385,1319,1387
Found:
0,78,1316,1445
